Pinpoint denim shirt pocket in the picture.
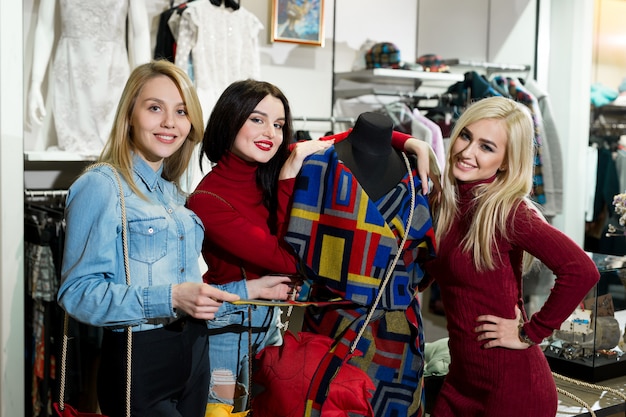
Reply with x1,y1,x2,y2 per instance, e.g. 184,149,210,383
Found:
189,213,205,254
128,217,168,264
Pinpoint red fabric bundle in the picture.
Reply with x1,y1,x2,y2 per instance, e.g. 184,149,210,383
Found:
252,331,375,417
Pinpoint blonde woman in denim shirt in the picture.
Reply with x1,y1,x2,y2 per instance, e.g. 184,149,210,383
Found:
57,60,242,417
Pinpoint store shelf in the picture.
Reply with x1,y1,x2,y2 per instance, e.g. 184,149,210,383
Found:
333,69,464,102
334,86,459,100
556,373,626,417
443,59,531,74
24,151,98,162
334,69,463,87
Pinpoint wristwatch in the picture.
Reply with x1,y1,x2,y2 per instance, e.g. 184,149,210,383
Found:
518,326,536,346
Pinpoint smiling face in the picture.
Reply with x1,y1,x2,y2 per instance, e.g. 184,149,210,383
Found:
230,94,286,164
450,118,508,182
130,75,191,171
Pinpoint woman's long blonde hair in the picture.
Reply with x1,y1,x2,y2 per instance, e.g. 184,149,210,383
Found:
98,60,204,196
435,96,540,272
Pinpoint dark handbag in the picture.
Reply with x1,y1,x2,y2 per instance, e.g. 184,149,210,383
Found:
52,312,113,417
54,164,131,417
251,153,417,417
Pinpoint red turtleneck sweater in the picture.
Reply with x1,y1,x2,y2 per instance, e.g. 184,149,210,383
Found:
187,151,298,284
425,178,600,417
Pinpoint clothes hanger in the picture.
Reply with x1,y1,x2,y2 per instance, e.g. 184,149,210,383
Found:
171,0,197,8
210,0,240,10
225,0,240,10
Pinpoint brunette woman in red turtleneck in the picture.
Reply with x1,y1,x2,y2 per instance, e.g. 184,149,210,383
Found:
186,79,433,416
425,97,599,417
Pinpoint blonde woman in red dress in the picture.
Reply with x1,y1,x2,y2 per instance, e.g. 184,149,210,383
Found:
425,96,599,417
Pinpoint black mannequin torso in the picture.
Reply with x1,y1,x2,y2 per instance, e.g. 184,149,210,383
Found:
334,112,407,201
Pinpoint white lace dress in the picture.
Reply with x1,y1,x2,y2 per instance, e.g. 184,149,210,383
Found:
51,0,131,155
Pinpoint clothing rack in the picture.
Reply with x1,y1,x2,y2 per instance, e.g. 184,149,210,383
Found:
444,59,532,77
590,123,626,136
389,91,458,110
25,189,68,199
171,0,240,9
293,116,356,124
334,85,458,101
292,116,356,135
24,189,69,417
334,89,459,116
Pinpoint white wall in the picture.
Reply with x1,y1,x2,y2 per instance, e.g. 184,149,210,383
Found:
544,0,593,244
418,0,491,60
592,0,626,89
1,0,25,415
489,0,537,66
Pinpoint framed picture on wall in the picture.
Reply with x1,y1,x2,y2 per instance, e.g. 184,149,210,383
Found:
271,0,324,46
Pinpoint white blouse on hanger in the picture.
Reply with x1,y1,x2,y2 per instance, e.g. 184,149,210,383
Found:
170,2,263,122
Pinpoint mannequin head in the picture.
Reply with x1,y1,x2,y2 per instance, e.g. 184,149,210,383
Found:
335,111,405,201
346,112,394,156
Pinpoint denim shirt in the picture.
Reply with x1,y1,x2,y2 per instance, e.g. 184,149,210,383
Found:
58,155,205,332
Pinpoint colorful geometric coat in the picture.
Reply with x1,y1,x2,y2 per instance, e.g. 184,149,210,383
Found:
285,146,436,417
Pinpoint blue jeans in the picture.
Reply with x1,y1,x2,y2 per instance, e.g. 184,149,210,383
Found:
206,302,283,411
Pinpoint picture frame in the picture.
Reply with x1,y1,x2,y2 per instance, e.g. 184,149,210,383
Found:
271,0,325,47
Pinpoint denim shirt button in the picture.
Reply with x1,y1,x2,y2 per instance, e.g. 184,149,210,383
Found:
167,208,173,214
179,235,184,241
148,227,154,234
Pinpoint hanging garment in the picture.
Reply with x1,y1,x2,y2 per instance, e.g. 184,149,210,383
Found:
447,72,547,206
413,109,446,169
25,205,64,416
285,146,436,417
525,79,564,216
492,76,547,205
51,0,132,155
154,2,186,63
446,71,502,107
171,2,263,119
169,1,263,191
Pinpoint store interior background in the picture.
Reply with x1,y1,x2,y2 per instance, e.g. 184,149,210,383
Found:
0,0,622,415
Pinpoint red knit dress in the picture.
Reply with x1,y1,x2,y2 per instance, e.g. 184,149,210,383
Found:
425,178,600,417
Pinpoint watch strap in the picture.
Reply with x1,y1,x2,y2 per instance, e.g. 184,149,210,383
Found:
518,326,536,346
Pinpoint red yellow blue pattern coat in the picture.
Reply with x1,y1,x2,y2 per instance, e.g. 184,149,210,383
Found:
285,146,436,417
